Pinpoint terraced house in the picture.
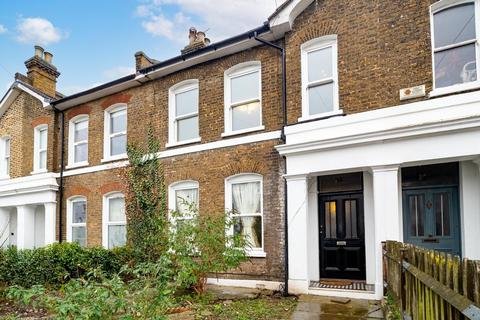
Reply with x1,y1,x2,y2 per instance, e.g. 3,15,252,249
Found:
1,0,480,301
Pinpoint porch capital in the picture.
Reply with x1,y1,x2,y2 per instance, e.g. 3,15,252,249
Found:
369,164,400,174
283,173,309,182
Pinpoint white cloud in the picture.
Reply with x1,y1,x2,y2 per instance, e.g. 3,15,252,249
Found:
137,0,286,43
103,66,136,79
16,17,64,46
0,25,7,34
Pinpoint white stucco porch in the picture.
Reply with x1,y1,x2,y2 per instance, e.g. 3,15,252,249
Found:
0,173,58,249
277,91,480,299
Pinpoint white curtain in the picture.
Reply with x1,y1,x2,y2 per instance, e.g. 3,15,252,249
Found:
232,182,261,248
176,188,198,215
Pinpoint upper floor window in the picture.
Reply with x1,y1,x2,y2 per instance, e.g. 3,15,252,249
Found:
103,192,127,249
223,62,263,136
67,196,87,247
33,125,48,173
431,0,479,94
167,80,200,146
168,181,199,227
301,35,340,120
0,137,10,178
103,104,127,161
68,115,89,167
225,173,264,257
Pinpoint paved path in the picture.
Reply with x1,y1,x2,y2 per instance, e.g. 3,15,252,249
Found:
291,295,384,320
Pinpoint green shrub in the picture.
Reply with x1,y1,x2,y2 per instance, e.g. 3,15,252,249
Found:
0,242,133,288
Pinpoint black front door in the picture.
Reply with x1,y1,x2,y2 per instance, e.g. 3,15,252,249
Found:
319,193,365,280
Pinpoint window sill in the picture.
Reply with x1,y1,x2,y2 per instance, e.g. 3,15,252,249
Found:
101,154,128,163
30,169,48,175
298,109,343,122
247,250,267,258
429,81,480,98
221,125,265,138
66,162,89,170
0,175,10,181
165,137,201,148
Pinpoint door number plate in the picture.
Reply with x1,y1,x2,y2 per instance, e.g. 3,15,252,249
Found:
336,241,347,246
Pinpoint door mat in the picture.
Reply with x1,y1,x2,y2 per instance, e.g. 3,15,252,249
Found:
310,279,374,291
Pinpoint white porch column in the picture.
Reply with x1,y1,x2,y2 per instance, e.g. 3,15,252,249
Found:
461,160,480,259
16,205,36,249
43,202,57,245
0,207,10,248
286,174,309,294
371,165,402,299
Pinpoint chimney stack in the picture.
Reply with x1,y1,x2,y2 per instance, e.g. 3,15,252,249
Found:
24,45,60,97
181,27,210,55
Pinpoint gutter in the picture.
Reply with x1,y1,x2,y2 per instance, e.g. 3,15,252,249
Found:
251,33,289,296
51,106,65,243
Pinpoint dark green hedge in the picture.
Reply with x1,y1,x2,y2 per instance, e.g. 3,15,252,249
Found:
0,242,133,288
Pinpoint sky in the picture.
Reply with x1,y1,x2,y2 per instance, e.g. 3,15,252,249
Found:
0,0,284,96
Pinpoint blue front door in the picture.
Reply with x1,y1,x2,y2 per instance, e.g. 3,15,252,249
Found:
403,187,461,256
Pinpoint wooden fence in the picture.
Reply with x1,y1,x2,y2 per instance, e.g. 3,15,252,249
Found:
383,241,480,320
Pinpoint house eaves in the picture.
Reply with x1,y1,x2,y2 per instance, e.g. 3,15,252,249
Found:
0,80,54,119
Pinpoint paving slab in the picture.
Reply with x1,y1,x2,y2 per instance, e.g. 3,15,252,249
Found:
291,295,384,319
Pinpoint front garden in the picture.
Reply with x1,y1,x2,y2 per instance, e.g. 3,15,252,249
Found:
0,133,296,319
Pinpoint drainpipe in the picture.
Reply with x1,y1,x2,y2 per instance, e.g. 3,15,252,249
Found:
52,107,65,243
252,32,289,296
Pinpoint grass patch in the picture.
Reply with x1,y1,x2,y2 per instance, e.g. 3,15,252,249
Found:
383,292,402,320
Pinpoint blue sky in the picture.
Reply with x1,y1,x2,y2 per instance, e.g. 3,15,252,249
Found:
0,0,281,96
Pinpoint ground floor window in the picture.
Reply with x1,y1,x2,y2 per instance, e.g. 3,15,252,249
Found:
168,181,199,230
103,193,126,249
225,174,264,256
67,196,87,247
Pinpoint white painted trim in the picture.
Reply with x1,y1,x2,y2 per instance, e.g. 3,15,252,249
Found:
0,87,20,120
268,0,315,38
0,136,10,179
16,83,51,108
102,192,126,249
220,125,265,138
429,0,480,93
225,173,266,257
63,131,281,177
168,180,199,224
165,137,201,148
206,278,283,291
168,79,200,146
223,61,263,136
66,196,87,245
68,115,89,167
33,124,48,173
300,35,339,120
103,103,127,162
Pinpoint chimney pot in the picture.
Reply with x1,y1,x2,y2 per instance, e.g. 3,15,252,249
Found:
44,51,53,64
197,31,205,42
34,45,44,58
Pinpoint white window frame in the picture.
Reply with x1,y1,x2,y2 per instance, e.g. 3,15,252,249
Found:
225,173,265,257
168,180,199,224
166,79,201,147
430,0,480,97
67,196,87,246
222,61,264,137
102,192,127,249
102,104,127,162
32,124,48,174
67,115,89,169
0,137,10,179
300,35,341,121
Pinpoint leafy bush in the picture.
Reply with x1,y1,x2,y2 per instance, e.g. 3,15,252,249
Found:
0,242,133,288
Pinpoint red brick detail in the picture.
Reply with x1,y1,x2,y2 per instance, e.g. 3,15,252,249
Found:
31,116,50,128
99,182,124,195
66,105,92,120
66,186,91,198
100,94,132,109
